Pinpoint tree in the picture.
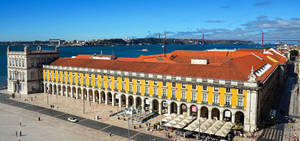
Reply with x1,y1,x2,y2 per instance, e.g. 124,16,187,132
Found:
290,50,299,57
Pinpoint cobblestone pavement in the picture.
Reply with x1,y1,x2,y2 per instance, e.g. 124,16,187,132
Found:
0,90,174,141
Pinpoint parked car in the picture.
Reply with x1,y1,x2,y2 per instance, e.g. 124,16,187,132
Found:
67,117,78,122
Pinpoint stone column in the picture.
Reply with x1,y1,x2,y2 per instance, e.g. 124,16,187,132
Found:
76,88,79,99
112,93,115,106
220,110,223,121
92,90,95,102
66,86,69,97
133,96,137,108
158,100,162,115
61,85,63,96
98,92,102,104
197,106,201,118
125,95,129,108
187,104,191,116
141,97,145,112
168,102,171,114
87,90,90,101
43,83,46,93
119,94,122,108
149,99,153,113
208,109,212,119
177,103,181,115
232,112,235,123
52,85,54,95
81,89,84,100
71,87,74,98
105,92,108,105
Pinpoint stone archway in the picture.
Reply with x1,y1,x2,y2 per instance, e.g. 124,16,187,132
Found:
128,95,134,107
190,105,198,117
100,91,105,102
161,100,168,114
77,87,82,99
136,97,142,109
121,94,126,107
180,103,188,115
62,85,66,96
211,108,220,120
144,98,150,111
235,111,244,125
95,90,99,102
170,102,177,114
48,84,53,94
72,87,76,98
107,92,112,104
67,86,71,97
88,89,93,101
223,109,232,122
54,85,57,95
114,93,118,106
58,85,62,95
83,88,87,100
152,99,159,113
200,107,208,118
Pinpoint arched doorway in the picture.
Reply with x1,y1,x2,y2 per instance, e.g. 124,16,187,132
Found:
136,97,142,109
72,87,76,98
121,94,126,107
58,85,62,95
88,89,93,101
235,111,244,126
83,88,87,100
144,98,150,111
114,93,118,106
128,95,134,107
200,107,208,118
95,90,99,102
211,108,220,120
48,84,52,94
100,91,105,102
77,87,82,99
107,92,112,104
67,86,71,97
152,99,159,113
180,103,187,115
62,86,66,96
170,102,177,114
53,85,57,95
161,100,168,114
223,109,232,122
190,105,198,117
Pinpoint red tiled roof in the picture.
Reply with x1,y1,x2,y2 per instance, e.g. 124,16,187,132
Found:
49,48,287,82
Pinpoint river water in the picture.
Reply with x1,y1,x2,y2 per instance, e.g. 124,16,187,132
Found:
0,44,268,86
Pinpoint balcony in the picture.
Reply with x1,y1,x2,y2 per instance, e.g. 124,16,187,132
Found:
153,95,158,98
171,96,176,100
161,95,167,99
144,93,149,97
181,99,186,102
236,105,244,109
191,100,198,103
212,103,219,106
224,103,231,108
202,101,208,104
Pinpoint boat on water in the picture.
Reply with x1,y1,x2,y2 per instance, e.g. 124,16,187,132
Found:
141,49,149,52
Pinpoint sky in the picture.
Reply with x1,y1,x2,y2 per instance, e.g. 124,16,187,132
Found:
0,0,300,41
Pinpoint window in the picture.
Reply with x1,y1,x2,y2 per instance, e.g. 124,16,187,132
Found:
214,94,219,104
181,90,186,99
192,91,196,101
153,87,158,96
108,78,111,89
121,82,125,91
172,89,176,98
172,82,176,87
203,85,207,91
95,78,98,87
214,87,219,92
238,97,243,107
129,78,132,82
114,79,118,90
182,84,186,89
226,88,231,93
162,88,166,97
129,84,132,92
145,86,149,94
137,84,140,93
225,95,231,105
238,89,243,94
163,82,166,86
192,84,196,89
202,93,207,102
101,77,104,88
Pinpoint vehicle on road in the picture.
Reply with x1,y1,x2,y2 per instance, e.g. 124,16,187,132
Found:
67,117,78,122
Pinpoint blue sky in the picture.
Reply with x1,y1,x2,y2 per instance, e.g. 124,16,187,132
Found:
0,0,300,41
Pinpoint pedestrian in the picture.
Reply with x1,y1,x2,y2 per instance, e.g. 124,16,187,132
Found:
38,117,40,121
16,131,18,137
19,131,22,136
19,122,21,127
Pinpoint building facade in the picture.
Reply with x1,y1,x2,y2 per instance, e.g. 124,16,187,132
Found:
7,46,59,94
42,48,286,132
